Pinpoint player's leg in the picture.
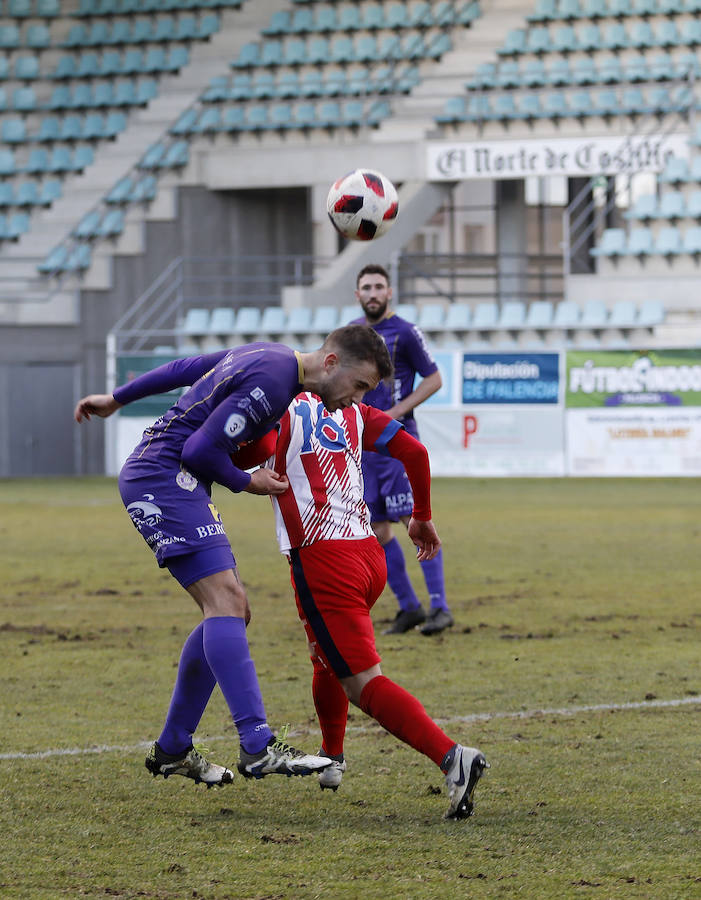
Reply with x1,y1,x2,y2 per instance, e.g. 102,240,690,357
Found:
310,650,348,791
365,455,425,633
398,515,454,636
119,470,328,782
341,666,488,818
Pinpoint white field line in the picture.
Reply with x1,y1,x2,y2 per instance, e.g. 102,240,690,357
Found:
2,695,699,762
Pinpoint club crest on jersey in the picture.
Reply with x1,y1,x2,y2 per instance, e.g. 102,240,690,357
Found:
224,412,247,438
176,469,198,492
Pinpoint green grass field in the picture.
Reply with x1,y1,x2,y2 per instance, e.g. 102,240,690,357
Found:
2,477,700,900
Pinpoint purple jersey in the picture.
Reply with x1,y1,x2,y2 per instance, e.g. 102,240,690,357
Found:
352,313,437,436
117,343,303,492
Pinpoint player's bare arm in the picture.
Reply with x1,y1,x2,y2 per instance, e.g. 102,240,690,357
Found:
74,393,122,422
386,370,442,419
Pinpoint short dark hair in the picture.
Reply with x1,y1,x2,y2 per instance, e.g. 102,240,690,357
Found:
324,324,392,381
356,263,390,288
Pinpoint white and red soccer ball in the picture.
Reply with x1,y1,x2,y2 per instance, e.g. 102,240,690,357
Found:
326,169,399,241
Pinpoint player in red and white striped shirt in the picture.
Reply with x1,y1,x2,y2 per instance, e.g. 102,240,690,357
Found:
244,392,488,819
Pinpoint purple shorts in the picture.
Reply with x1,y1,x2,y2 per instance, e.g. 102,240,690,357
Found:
362,452,413,523
118,461,237,585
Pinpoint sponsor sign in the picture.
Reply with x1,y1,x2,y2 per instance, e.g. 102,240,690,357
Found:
427,134,689,181
462,353,560,404
566,350,701,407
566,407,701,475
416,407,565,476
419,351,457,406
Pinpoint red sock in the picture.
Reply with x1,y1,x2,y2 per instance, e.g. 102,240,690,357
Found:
358,675,455,767
312,667,348,757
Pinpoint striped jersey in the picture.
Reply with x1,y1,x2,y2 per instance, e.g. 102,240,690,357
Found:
270,392,401,551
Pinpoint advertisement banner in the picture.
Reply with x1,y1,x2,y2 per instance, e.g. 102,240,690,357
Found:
416,407,565,476
463,353,560,404
566,407,701,475
427,133,689,181
566,349,701,408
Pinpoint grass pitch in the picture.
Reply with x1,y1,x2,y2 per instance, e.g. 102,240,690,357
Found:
1,477,700,900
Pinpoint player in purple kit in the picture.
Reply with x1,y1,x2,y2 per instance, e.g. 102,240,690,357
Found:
353,264,454,636
74,326,391,786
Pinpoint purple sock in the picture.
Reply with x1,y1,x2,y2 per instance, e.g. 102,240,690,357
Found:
383,536,421,612
158,622,216,756
201,616,273,754
420,548,450,612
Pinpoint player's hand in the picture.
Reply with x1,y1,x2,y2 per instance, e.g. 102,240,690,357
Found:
408,517,441,561
244,468,289,496
74,394,121,423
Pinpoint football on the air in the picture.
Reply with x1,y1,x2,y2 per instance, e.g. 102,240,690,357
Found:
326,169,399,241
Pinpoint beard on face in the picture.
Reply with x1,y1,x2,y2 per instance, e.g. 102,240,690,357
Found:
361,297,388,322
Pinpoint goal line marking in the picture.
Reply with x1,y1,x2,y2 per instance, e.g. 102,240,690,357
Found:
2,694,699,762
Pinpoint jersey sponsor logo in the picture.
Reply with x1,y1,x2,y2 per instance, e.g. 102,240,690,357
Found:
224,412,247,438
126,493,163,530
176,469,198,492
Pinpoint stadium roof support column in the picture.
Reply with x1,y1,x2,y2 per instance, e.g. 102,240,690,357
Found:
496,179,527,308
284,180,455,310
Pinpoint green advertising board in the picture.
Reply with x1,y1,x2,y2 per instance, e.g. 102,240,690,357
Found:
116,354,180,418
566,349,701,408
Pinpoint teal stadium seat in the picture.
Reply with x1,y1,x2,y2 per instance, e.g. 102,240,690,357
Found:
40,179,62,205
106,176,133,203
601,22,629,51
681,226,701,254
553,25,579,53
525,300,554,329
528,0,558,20
195,107,220,133
657,191,685,220
623,227,654,257
15,181,40,206
307,37,331,64
97,208,124,238
498,29,527,56
233,42,260,68
220,106,244,130
686,190,701,218
472,302,498,329
9,0,32,16
385,4,410,29
497,301,526,329
416,303,446,332
444,303,471,331
362,3,386,29
542,91,569,119
658,155,690,184
15,56,39,81
1,118,26,144
182,308,210,336
571,56,597,84
338,4,362,31
653,226,683,255
580,299,609,328
553,300,581,328
637,299,664,327
394,303,417,323
74,209,102,239
209,307,237,335
0,25,21,49
290,8,316,33
522,59,548,87
263,10,292,35
624,193,657,220
310,305,339,332
285,306,313,335
608,300,638,327
590,228,626,257
259,306,287,335
0,184,13,206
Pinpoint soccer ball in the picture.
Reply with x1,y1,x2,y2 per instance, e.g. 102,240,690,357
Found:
326,169,399,241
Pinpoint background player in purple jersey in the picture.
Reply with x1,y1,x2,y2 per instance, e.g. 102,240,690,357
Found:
74,326,391,786
353,264,454,636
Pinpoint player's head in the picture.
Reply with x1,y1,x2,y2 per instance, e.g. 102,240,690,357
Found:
312,324,392,411
355,264,392,323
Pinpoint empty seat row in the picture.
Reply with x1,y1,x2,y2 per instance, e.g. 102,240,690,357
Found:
61,14,220,49
591,224,701,256
1,112,127,144
498,19,701,57
106,173,157,204
1,0,60,15
38,242,92,275
203,65,419,102
72,0,241,15
528,0,701,22
437,83,692,123
137,139,188,169
0,177,61,206
72,206,124,239
232,31,452,68
468,52,700,90
625,189,701,220
49,47,189,79
171,99,391,134
0,145,94,176
0,24,51,50
177,299,665,345
0,210,29,240
42,79,158,111
262,2,480,35
658,153,701,183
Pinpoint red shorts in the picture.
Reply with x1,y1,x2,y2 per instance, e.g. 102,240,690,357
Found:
288,537,386,678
